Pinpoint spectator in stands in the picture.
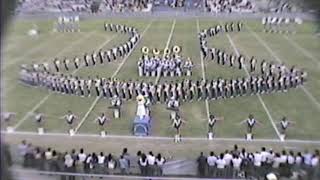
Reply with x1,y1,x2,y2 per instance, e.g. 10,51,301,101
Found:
205,0,254,13
77,148,86,173
138,153,148,176
207,151,217,177
232,154,242,178
18,140,28,165
107,153,116,174
119,155,130,174
216,153,226,178
97,152,106,174
197,152,207,177
147,151,156,176
155,153,166,176
44,147,53,171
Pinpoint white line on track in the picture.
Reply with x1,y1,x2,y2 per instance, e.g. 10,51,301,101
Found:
13,33,117,130
3,34,64,69
154,19,176,84
245,24,320,111
3,130,320,145
74,21,154,134
196,19,210,118
224,30,282,139
11,168,235,180
283,35,320,68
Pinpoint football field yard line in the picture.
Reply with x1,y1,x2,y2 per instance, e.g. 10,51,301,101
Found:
283,35,320,68
74,20,154,134
3,131,320,145
196,19,210,118
3,34,64,69
154,19,176,84
13,33,118,130
245,24,320,111
225,32,282,140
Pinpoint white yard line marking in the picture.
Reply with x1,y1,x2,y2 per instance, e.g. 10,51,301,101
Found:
246,24,320,111
3,130,320,145
13,33,117,130
154,19,176,84
225,32,282,139
197,19,210,118
283,35,320,68
3,34,64,69
74,21,154,134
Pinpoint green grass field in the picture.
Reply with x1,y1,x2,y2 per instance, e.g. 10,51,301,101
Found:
2,17,320,145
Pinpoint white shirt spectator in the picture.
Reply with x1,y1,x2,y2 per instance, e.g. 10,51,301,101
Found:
207,155,217,166
98,155,105,164
295,156,302,165
78,153,87,163
272,157,281,168
261,151,269,163
65,154,74,168
223,153,233,165
18,143,28,157
216,158,226,169
311,156,319,167
287,155,295,165
254,152,262,167
280,154,288,164
147,155,156,165
303,152,312,165
156,157,165,166
232,157,242,169
45,151,53,160
266,152,275,164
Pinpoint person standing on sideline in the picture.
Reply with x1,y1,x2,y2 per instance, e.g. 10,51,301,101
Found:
207,151,217,177
197,152,207,177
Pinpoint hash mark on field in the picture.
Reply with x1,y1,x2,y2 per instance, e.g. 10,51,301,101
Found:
13,33,117,130
245,24,320,111
74,20,154,134
154,19,176,84
196,19,210,118
224,30,282,140
283,35,320,68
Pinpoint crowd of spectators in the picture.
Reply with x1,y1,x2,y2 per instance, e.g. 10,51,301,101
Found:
205,0,254,13
17,140,166,178
197,144,320,179
16,0,153,13
100,0,153,12
17,0,92,13
14,140,320,179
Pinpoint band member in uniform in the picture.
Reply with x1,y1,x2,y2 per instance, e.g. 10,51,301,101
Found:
84,53,90,67
110,95,122,118
237,22,243,32
277,116,295,138
99,49,105,64
238,55,245,69
74,56,80,69
238,114,262,138
95,113,110,136
250,56,256,73
54,58,60,72
33,110,45,133
171,113,186,137
167,96,180,120
1,112,16,130
207,114,223,136
63,58,70,71
61,110,78,133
